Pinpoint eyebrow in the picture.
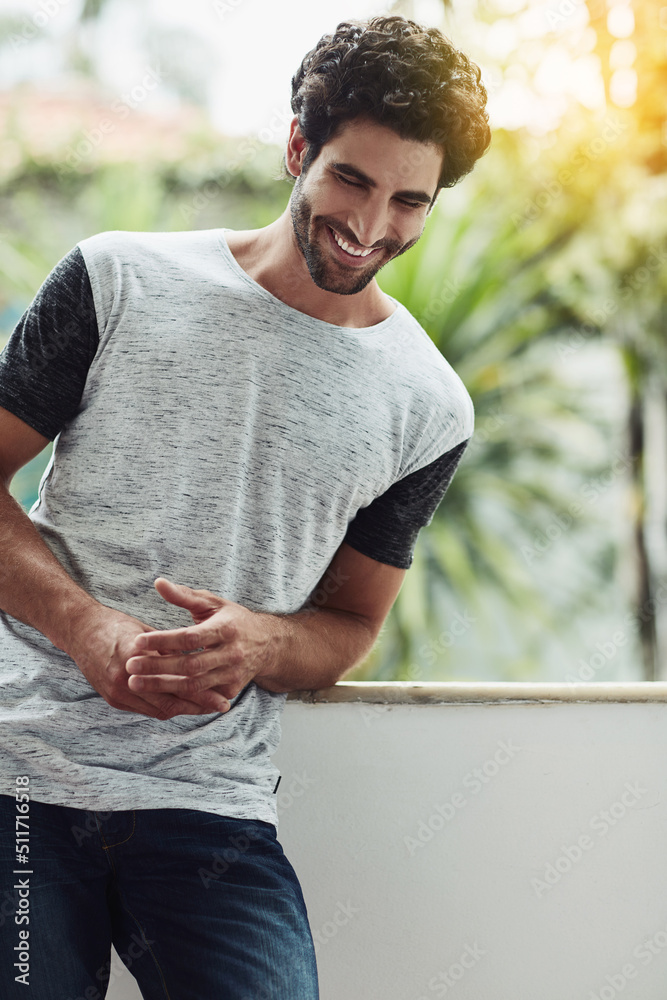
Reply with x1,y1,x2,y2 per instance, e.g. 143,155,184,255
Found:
330,161,434,206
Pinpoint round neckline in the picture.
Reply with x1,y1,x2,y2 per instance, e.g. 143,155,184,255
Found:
216,228,402,336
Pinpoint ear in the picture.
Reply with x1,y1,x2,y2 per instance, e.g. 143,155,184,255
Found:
285,116,308,178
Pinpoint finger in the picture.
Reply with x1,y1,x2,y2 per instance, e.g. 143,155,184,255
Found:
130,621,235,655
110,662,229,718
153,578,223,615
174,689,235,714
137,690,230,717
140,695,202,720
149,691,232,716
127,647,227,677
111,688,226,720
127,672,231,710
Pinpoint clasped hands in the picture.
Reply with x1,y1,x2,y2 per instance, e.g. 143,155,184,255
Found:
125,577,275,716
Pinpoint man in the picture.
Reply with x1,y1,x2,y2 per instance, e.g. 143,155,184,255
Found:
0,14,490,1000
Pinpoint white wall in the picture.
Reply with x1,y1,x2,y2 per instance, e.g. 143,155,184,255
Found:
107,683,667,1000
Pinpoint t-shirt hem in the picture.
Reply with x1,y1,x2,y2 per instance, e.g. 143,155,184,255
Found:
0,784,279,827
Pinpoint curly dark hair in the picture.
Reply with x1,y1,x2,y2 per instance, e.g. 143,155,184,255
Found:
287,15,491,192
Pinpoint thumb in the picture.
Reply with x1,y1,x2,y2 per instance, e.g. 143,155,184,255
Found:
154,578,224,618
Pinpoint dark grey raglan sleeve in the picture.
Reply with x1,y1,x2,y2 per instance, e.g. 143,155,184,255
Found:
342,438,469,570
0,246,99,440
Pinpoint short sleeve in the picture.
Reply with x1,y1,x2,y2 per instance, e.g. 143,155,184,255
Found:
343,439,469,569
0,245,99,440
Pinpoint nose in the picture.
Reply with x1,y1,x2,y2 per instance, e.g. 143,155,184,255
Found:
346,197,390,248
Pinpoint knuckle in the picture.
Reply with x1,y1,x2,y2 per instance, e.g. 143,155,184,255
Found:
217,622,236,643
186,655,201,674
184,675,203,697
154,702,175,721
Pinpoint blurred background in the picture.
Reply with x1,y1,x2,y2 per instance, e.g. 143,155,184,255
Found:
1,0,665,683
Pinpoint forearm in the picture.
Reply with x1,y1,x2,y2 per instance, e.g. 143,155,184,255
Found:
253,606,377,694
0,481,99,656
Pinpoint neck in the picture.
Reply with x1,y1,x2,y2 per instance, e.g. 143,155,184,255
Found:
224,210,395,329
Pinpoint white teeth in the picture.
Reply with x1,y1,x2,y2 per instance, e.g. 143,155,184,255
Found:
331,228,373,257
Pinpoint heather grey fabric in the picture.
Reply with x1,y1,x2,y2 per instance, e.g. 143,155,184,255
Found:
0,228,473,826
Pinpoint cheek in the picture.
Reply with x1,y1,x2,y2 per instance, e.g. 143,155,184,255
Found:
403,220,426,245
318,196,348,222
312,180,358,217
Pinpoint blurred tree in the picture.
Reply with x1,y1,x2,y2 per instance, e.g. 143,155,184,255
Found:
430,0,667,679
577,0,667,679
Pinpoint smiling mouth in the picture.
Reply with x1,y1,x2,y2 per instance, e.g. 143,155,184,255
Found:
326,225,380,259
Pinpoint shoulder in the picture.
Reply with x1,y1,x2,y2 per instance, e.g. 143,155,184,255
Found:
76,229,221,271
77,228,155,260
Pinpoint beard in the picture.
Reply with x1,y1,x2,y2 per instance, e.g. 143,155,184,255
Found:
289,176,418,296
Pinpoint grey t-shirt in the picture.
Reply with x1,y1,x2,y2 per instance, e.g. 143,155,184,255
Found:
0,228,473,826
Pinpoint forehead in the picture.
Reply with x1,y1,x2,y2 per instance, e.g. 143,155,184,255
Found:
320,116,443,193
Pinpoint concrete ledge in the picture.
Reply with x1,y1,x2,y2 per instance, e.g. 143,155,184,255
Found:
287,680,667,704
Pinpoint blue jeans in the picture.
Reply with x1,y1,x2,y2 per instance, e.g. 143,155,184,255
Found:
0,796,319,999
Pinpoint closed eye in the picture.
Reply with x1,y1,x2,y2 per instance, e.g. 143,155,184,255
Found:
336,173,422,210
337,174,362,189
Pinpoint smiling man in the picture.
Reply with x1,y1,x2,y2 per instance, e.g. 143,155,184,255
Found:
0,15,490,1000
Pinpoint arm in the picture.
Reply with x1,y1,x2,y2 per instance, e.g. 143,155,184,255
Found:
0,406,230,719
125,544,407,697
0,409,98,656
256,541,407,691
